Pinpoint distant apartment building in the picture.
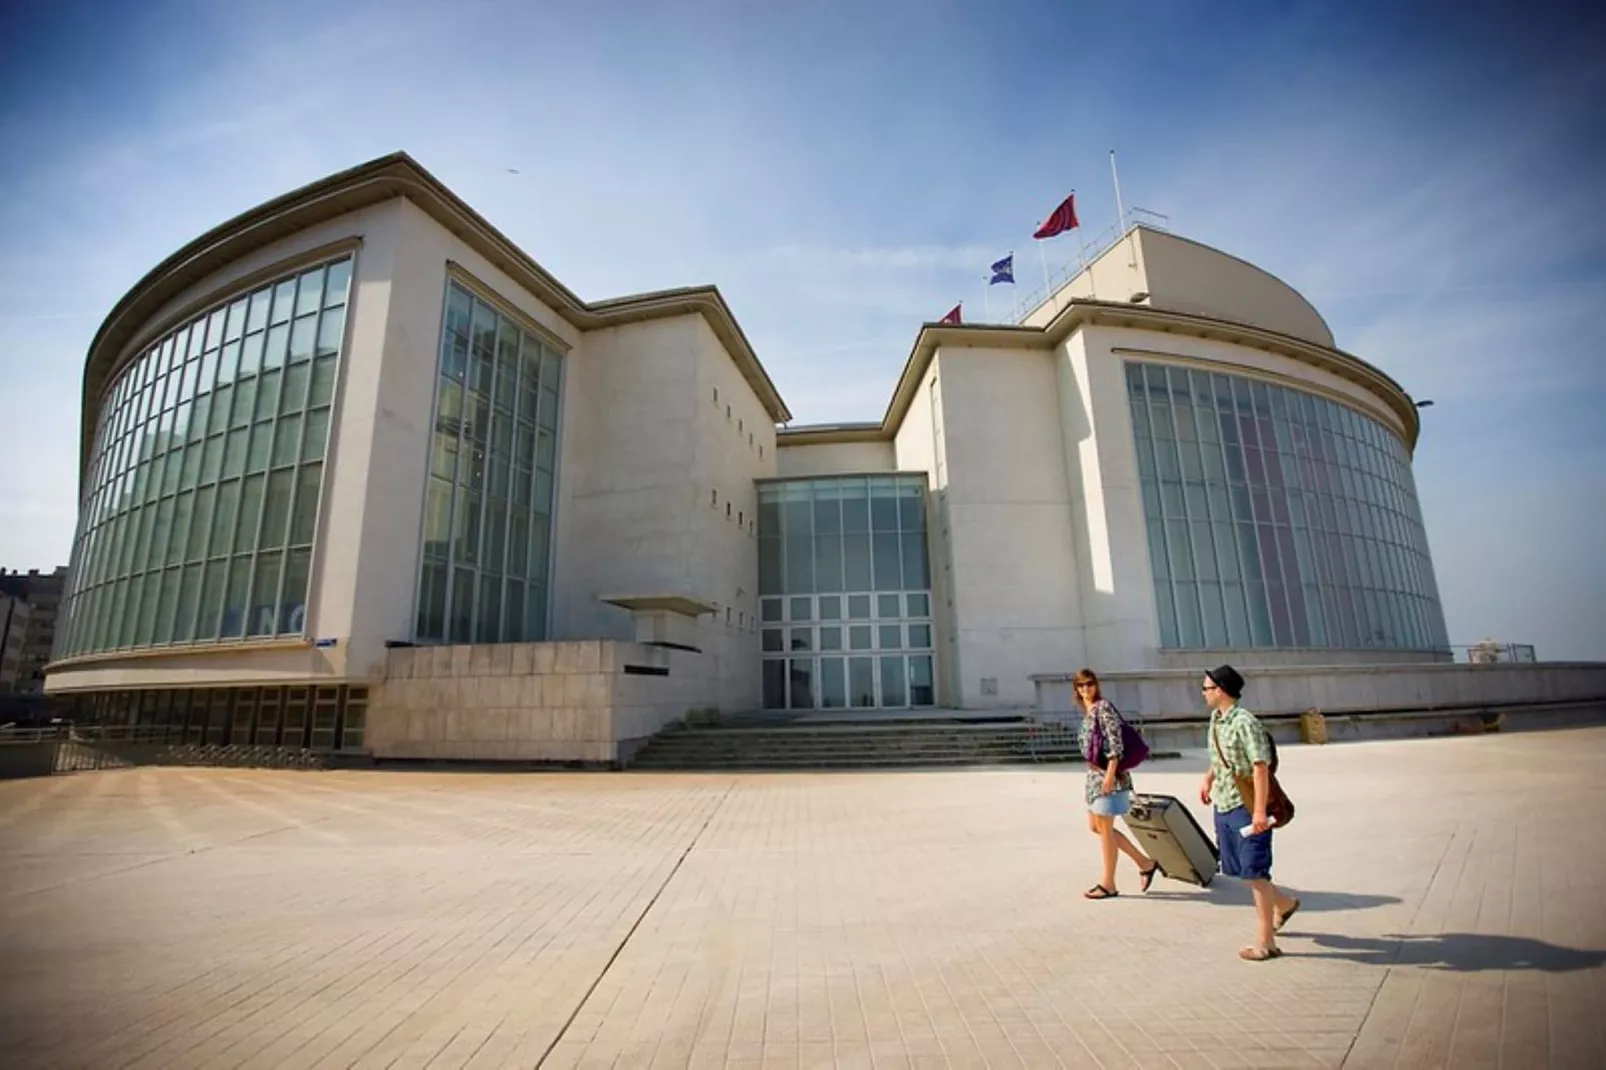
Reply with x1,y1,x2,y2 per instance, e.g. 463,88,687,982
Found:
0,590,29,692
0,567,68,694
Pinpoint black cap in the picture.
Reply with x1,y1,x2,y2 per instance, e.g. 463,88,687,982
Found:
1206,664,1245,700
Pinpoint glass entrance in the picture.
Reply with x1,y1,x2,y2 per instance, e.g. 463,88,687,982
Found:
757,475,936,710
761,592,936,710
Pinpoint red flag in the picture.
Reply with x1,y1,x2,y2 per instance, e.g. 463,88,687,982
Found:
1033,192,1079,239
938,303,962,325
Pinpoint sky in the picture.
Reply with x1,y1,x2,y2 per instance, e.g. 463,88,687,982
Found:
0,0,1602,659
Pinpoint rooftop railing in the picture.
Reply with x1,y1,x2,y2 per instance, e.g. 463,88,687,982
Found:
998,207,1171,326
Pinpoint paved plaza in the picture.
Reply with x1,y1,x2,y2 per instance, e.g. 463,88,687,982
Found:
1,727,1603,1069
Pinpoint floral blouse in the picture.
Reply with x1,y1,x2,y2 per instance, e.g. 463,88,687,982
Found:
1080,699,1134,805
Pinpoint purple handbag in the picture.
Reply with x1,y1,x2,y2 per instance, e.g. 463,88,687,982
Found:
1085,705,1151,772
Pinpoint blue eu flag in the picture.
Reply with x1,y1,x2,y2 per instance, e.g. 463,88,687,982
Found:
989,254,1014,286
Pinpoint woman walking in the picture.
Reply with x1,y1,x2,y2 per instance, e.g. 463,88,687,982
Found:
1075,669,1158,899
1199,664,1300,960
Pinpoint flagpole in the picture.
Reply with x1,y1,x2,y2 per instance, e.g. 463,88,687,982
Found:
1111,149,1139,272
1037,239,1057,312
1071,188,1096,300
982,276,993,323
1109,150,1127,232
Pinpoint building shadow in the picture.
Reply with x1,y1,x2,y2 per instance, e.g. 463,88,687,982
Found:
1295,932,1606,973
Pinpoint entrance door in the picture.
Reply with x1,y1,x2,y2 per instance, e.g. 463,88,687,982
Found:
760,592,935,710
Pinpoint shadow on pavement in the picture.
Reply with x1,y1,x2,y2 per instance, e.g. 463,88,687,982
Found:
1145,885,1402,915
1294,932,1606,973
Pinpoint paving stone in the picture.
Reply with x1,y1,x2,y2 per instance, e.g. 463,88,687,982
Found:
0,727,1602,1068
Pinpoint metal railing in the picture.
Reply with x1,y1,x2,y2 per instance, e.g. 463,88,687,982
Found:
1451,643,1539,665
1002,207,1171,326
0,723,329,780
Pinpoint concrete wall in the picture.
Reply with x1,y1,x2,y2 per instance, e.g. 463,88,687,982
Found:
1134,229,1335,348
775,440,896,477
689,315,773,711
556,315,701,642
892,364,955,705
1033,662,1606,722
1020,228,1335,351
934,345,1083,707
1021,239,1147,327
369,639,716,764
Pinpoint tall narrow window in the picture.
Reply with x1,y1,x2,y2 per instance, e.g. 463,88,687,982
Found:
414,280,562,644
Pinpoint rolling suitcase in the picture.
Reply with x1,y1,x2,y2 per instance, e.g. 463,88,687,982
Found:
1123,793,1219,887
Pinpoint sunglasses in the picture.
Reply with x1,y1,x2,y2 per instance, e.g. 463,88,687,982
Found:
1075,682,1098,690
1201,684,1220,693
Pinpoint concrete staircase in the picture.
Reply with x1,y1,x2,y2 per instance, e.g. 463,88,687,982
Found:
625,711,1177,771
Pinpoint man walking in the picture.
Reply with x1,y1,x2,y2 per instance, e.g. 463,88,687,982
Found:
1199,664,1300,961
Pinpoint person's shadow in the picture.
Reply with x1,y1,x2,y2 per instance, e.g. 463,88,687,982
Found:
1296,932,1606,973
1146,884,1403,915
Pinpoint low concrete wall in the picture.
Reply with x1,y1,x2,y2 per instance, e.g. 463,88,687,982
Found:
1032,661,1606,723
368,640,716,765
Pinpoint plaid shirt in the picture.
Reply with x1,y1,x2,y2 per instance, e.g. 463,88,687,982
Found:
1208,704,1271,813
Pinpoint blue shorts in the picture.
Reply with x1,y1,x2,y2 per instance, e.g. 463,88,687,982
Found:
1089,790,1132,817
1215,806,1274,880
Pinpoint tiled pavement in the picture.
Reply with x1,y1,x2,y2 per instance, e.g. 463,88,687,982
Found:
1,728,1603,1069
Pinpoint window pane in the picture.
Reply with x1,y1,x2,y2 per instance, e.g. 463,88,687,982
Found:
848,657,875,707
909,656,935,706
820,658,846,709
762,660,787,710
787,659,814,709
879,657,907,707
280,549,310,634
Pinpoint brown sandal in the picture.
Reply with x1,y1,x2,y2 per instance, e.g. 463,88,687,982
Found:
1239,945,1283,962
1275,899,1301,932
1139,864,1160,893
1084,884,1118,900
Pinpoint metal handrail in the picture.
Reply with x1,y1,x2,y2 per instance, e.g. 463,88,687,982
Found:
1002,207,1171,326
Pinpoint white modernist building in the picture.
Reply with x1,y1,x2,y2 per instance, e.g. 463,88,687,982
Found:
45,153,1602,762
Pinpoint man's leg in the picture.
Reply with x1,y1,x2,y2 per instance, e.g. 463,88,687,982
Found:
1248,879,1278,949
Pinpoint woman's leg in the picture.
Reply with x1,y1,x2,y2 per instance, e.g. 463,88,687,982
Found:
1111,828,1151,869
1095,815,1119,890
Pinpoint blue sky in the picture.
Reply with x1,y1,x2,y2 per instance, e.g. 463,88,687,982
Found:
1,0,1602,659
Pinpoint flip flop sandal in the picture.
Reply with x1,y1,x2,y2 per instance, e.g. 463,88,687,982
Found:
1275,899,1302,932
1239,945,1283,962
1139,864,1160,894
1083,884,1119,900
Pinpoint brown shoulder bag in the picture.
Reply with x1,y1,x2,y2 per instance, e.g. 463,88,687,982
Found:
1211,722,1296,829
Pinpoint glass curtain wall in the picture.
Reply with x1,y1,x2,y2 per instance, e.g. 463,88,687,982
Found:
414,280,562,644
758,476,935,709
57,257,352,657
1126,361,1448,652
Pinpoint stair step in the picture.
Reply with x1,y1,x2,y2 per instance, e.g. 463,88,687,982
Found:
628,712,1180,770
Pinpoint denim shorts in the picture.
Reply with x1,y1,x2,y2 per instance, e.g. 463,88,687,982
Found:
1089,789,1132,817
1215,805,1273,880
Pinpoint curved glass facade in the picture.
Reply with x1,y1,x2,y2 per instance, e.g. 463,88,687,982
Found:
758,476,934,709
57,256,352,658
1126,361,1448,652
